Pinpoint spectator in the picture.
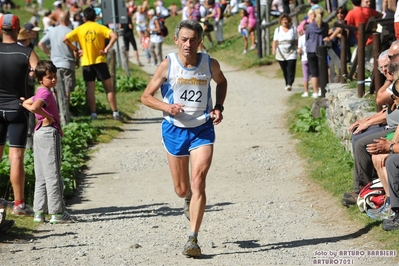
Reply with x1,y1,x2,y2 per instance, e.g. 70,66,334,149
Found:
298,23,310,97
142,29,151,63
0,14,39,216
133,5,147,48
23,22,41,48
38,11,76,125
147,9,164,66
63,7,122,121
243,0,256,50
239,9,249,54
272,13,298,92
205,0,224,45
42,10,56,35
21,60,75,224
305,7,329,98
121,14,143,67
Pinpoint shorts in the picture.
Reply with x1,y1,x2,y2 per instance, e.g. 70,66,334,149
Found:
57,68,76,93
82,63,111,82
241,28,249,38
0,109,29,148
161,119,215,156
307,52,319,77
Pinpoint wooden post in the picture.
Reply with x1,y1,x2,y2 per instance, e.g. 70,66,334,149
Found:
109,49,117,90
357,22,365,98
339,22,348,83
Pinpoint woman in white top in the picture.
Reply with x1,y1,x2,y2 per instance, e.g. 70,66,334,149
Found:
272,13,298,91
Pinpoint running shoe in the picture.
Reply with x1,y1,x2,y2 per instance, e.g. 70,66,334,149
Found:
12,204,34,216
182,236,201,257
33,212,45,223
382,211,399,231
50,211,76,224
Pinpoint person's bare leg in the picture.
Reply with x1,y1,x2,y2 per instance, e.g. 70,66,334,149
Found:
311,77,319,94
188,145,213,233
101,78,118,112
372,154,390,197
86,80,97,113
9,147,25,202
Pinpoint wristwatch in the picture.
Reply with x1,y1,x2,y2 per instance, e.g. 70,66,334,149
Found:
390,143,395,154
214,104,224,112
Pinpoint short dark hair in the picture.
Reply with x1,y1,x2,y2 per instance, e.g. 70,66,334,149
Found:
35,60,57,82
175,20,203,39
351,0,361,7
278,13,292,25
83,7,96,21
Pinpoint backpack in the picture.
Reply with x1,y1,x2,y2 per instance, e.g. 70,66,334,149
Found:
158,17,169,37
357,179,386,212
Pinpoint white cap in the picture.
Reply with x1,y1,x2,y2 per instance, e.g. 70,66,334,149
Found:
53,1,61,6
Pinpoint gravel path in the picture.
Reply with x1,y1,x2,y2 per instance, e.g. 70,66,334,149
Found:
1,46,398,265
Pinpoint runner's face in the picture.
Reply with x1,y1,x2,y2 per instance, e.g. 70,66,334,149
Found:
174,28,202,57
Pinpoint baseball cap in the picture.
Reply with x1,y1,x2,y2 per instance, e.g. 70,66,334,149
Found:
23,22,41,32
17,28,30,41
0,14,20,31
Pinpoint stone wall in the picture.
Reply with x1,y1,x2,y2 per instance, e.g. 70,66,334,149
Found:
325,83,376,154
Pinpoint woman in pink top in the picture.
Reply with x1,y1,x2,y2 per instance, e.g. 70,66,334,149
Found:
245,0,256,50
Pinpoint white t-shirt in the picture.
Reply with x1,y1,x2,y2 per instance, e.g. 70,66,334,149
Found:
298,34,307,62
273,25,298,61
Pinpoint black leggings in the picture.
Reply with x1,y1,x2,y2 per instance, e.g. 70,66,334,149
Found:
278,59,296,86
123,34,138,51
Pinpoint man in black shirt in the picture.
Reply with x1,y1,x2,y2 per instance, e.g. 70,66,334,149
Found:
0,14,39,216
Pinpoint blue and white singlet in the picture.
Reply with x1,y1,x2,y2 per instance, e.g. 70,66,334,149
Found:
161,52,213,128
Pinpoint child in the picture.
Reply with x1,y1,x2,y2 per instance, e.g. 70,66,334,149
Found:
298,23,310,97
239,9,249,54
21,60,75,224
142,30,151,64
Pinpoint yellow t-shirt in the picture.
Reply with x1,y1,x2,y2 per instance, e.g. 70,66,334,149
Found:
65,21,112,67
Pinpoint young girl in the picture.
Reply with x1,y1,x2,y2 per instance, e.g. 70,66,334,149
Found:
142,30,151,63
21,60,75,224
239,9,249,54
298,23,310,97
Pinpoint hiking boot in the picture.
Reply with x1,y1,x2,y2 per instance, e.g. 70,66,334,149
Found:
183,195,191,221
367,198,390,220
50,211,76,224
341,192,358,207
382,211,399,231
182,236,201,257
33,212,45,223
0,220,15,234
12,204,34,216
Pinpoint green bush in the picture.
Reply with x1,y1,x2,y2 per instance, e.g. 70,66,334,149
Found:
290,106,327,133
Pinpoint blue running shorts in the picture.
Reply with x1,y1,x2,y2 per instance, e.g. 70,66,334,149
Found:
161,119,215,156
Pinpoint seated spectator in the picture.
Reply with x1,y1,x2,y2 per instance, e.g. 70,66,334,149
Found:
342,49,399,207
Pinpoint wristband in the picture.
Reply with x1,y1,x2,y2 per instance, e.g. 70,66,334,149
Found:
390,143,395,154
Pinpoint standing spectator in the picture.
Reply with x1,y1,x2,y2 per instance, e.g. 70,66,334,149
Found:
141,20,227,257
23,22,41,48
63,7,122,121
298,23,310,97
21,60,75,224
142,29,151,63
156,0,170,19
239,9,249,54
205,0,224,45
0,14,39,216
42,10,56,35
38,11,76,125
305,7,329,98
272,13,298,91
121,14,143,67
133,5,147,44
244,0,256,50
147,9,164,66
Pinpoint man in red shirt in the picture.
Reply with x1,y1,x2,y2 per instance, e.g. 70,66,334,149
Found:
345,0,382,46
